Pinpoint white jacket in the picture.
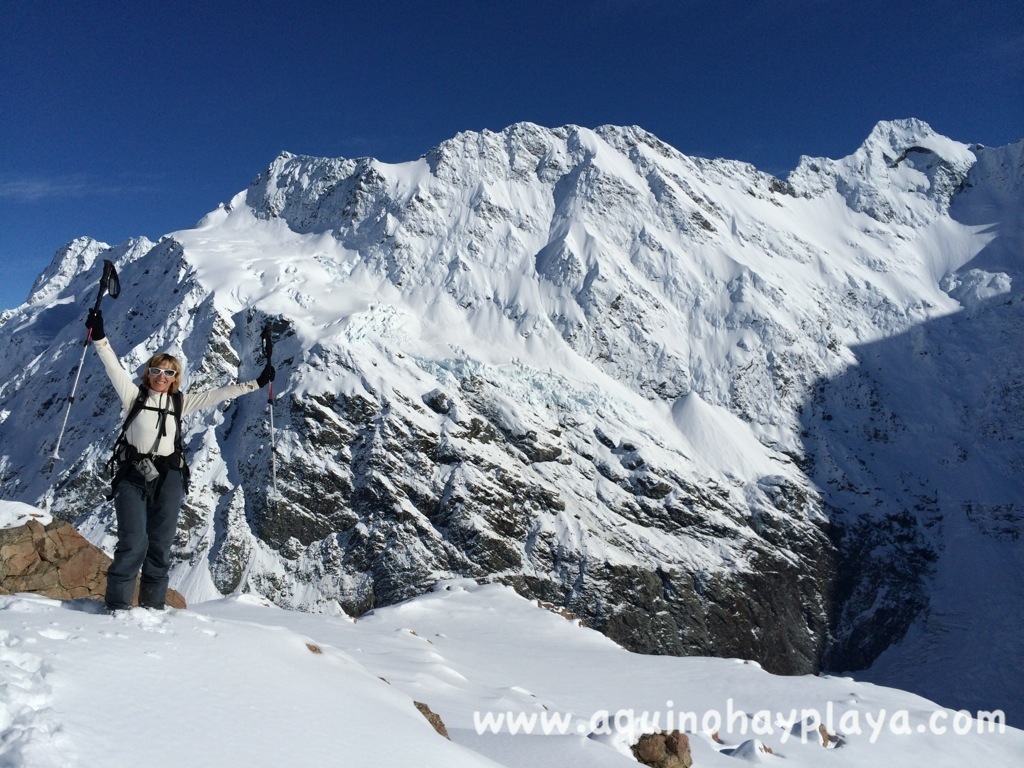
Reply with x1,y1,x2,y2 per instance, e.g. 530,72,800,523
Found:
94,338,259,457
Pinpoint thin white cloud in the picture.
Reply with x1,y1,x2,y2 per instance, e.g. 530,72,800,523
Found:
0,175,159,202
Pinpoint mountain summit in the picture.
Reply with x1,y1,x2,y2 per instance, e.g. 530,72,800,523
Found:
1,118,1021,722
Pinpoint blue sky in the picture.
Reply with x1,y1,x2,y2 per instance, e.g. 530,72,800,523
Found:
2,0,1021,310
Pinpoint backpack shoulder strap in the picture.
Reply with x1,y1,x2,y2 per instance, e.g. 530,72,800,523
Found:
171,391,184,454
121,385,150,434
109,386,149,470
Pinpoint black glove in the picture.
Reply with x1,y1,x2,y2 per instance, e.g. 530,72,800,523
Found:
85,308,105,341
256,363,276,388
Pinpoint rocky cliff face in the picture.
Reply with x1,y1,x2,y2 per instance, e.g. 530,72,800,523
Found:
0,121,1020,694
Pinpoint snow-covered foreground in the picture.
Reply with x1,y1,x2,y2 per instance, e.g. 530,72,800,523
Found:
2,562,1021,766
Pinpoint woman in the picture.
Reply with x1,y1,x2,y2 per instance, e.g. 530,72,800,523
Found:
86,308,275,612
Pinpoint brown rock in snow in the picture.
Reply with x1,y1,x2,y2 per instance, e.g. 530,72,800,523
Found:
0,519,185,609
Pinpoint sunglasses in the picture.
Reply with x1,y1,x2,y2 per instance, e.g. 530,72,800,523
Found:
147,367,178,378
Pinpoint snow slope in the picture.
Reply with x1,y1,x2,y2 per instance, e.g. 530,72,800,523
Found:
1,515,1021,768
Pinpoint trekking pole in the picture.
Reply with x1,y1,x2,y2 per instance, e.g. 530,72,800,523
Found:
50,259,121,465
261,323,278,498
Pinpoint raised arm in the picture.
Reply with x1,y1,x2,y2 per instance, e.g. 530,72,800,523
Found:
181,381,259,415
182,361,274,415
93,337,142,409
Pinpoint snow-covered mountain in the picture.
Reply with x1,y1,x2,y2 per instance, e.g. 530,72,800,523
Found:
1,118,1021,724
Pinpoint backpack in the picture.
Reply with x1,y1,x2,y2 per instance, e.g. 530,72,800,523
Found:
107,387,190,497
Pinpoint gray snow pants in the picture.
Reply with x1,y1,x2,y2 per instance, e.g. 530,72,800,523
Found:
104,465,184,610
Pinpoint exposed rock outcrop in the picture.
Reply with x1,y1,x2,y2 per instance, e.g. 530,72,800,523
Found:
0,519,186,609
632,731,693,768
413,701,450,740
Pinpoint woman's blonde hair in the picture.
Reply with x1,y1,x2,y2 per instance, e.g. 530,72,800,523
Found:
143,353,183,393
